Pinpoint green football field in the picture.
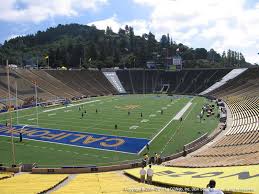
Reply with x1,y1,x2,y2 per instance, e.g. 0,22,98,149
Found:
0,94,219,167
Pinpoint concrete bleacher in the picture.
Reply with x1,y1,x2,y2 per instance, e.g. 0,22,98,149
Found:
116,69,231,94
0,172,13,180
124,165,259,194
46,70,95,96
210,68,259,98
0,174,68,194
0,68,39,100
22,69,76,99
46,70,117,97
165,68,259,167
31,70,82,97
53,172,186,194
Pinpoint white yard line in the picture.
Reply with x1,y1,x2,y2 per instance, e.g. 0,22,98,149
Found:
173,99,193,120
183,102,196,120
0,140,117,159
48,113,56,116
0,106,34,115
0,100,101,122
137,98,194,155
0,134,136,155
160,128,179,154
43,100,100,113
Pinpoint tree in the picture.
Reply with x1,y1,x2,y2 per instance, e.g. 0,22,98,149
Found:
195,48,208,59
0,23,250,69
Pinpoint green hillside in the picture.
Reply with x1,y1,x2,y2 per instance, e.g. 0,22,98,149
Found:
0,24,251,69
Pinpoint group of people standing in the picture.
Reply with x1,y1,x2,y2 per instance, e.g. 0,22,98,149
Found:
139,165,153,184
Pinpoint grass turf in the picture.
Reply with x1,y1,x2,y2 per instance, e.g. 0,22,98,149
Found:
0,94,219,167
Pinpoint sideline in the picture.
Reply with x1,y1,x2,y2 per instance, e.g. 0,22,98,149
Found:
173,99,193,120
43,100,100,113
137,98,194,155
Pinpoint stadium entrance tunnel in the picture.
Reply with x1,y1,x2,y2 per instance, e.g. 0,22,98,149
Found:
124,165,259,193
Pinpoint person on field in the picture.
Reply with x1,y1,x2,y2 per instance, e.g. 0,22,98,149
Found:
139,166,146,183
115,124,118,129
128,111,130,116
96,109,98,113
19,130,23,142
141,112,143,118
161,110,163,115
146,165,153,184
154,153,161,164
146,143,150,151
203,180,224,194
81,112,84,118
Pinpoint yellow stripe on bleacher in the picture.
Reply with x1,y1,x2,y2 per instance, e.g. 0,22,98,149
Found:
53,172,186,194
0,174,67,194
0,172,13,180
124,165,259,194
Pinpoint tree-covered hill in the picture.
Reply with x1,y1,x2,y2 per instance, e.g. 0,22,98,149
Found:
0,23,251,69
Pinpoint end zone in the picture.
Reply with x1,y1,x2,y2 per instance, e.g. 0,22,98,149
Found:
0,124,149,154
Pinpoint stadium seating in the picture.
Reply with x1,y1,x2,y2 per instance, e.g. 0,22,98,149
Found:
17,69,75,99
0,174,68,194
53,172,186,194
124,165,259,193
13,68,57,100
46,70,117,96
116,69,231,94
0,67,53,101
90,70,118,94
31,69,83,97
0,172,13,180
209,68,259,98
166,67,259,167
0,68,231,106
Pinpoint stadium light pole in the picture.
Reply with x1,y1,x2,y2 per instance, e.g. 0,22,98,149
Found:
48,57,50,69
36,56,39,70
79,57,82,69
34,81,39,126
6,60,16,165
15,81,19,125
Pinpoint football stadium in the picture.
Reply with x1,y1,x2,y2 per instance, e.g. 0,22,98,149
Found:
0,1,259,193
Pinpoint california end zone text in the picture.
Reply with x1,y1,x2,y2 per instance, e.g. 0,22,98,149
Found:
0,125,149,154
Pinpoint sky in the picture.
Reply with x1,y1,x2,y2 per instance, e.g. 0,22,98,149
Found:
0,0,258,64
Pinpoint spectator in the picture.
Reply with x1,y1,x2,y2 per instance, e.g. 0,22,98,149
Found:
146,143,150,151
139,166,146,183
146,165,153,184
155,153,162,164
19,130,23,142
144,153,149,162
141,159,147,167
149,156,155,164
203,180,224,194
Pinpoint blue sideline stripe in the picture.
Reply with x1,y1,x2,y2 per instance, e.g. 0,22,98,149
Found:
0,125,149,154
